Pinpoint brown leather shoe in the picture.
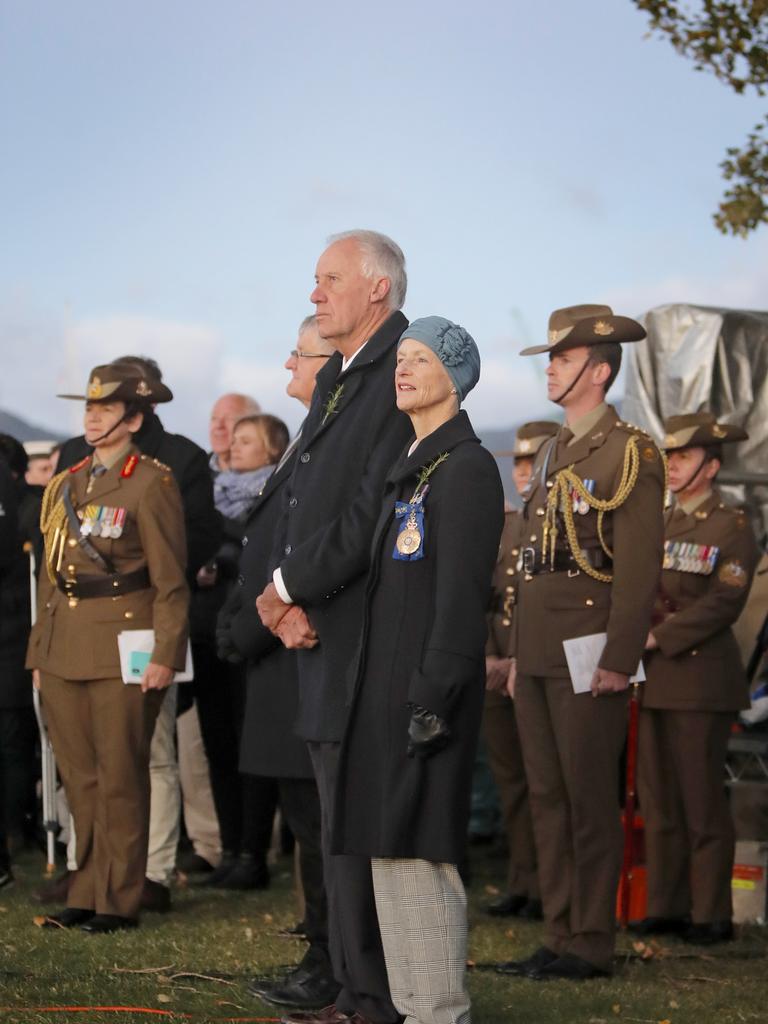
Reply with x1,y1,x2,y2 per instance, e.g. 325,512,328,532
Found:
280,1004,373,1024
34,870,71,905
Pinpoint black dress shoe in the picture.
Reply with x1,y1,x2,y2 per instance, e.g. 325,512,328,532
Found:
529,952,609,980
221,853,270,891
198,852,237,887
256,968,340,1009
486,893,528,917
140,878,172,913
41,907,95,929
80,914,138,934
518,898,543,921
496,945,558,976
628,915,690,937
682,920,734,945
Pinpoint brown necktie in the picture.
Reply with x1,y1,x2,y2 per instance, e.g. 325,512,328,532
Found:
556,427,574,457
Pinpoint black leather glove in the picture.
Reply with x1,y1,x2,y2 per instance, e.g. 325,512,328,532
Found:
406,703,450,759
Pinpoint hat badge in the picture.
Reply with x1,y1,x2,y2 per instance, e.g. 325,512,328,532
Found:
519,439,531,453
593,320,614,337
711,423,727,439
136,379,152,397
87,376,103,399
664,434,678,447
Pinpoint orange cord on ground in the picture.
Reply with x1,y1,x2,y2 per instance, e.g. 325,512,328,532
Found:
0,1008,280,1022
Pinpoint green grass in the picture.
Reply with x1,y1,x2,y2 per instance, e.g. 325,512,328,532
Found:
1,845,767,1024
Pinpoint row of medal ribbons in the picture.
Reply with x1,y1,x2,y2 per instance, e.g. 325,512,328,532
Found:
663,540,719,576
569,479,595,516
79,505,127,539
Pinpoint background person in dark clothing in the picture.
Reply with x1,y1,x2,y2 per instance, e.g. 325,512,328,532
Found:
197,411,289,891
257,230,413,1024
0,443,35,887
188,393,273,891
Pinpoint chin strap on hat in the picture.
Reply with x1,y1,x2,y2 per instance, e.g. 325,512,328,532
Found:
551,356,592,406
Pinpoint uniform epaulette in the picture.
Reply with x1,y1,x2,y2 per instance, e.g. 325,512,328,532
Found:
138,454,172,473
715,502,748,521
616,419,654,440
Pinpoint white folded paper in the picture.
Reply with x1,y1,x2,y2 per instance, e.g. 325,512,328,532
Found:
117,629,193,685
562,631,645,694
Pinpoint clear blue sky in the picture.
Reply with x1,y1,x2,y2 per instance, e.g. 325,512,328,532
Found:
2,0,765,445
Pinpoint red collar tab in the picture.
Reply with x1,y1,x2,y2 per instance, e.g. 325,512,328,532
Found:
69,455,92,474
121,454,140,479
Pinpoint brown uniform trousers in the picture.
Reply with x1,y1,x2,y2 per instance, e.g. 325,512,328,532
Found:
639,492,758,924
27,448,189,918
514,406,665,970
484,510,538,900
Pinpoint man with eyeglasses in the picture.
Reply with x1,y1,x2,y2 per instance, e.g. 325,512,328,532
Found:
218,314,338,1010
285,316,337,408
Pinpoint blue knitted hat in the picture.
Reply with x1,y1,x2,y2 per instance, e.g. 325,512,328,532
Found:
398,316,480,402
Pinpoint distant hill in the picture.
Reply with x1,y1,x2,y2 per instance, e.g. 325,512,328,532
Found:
0,408,64,443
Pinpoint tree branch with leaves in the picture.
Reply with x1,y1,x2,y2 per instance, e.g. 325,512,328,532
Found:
633,1,768,236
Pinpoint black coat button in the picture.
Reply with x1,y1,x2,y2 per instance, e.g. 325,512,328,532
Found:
300,453,310,463
289,497,298,507
237,574,245,585
242,536,248,546
284,544,292,555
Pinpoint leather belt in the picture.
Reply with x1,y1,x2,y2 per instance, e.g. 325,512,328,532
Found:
56,566,151,600
521,547,612,576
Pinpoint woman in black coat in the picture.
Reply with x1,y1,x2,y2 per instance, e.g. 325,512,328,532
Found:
333,317,504,1024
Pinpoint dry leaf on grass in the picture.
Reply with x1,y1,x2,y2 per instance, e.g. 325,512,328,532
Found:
632,939,665,960
157,993,172,1003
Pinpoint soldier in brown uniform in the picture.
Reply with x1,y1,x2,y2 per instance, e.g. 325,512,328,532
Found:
484,421,558,919
633,413,758,945
497,305,665,980
27,364,189,933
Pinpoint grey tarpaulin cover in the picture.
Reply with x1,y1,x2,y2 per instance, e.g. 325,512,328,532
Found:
622,303,768,538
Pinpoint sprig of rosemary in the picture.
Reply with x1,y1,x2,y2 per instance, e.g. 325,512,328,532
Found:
321,383,345,425
411,452,449,501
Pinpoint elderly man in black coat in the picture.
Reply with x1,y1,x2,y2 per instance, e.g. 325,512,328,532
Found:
218,315,339,1010
257,230,413,1024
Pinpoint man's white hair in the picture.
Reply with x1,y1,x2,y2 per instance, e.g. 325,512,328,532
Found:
327,229,407,311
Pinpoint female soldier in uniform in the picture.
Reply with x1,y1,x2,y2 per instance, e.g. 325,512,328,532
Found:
27,363,189,933
635,412,759,944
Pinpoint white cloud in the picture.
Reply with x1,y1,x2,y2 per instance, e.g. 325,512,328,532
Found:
0,305,228,445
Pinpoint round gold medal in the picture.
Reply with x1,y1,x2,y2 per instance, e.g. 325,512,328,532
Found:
396,528,422,555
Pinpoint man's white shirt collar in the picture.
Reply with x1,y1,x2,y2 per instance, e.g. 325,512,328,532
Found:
340,339,369,373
